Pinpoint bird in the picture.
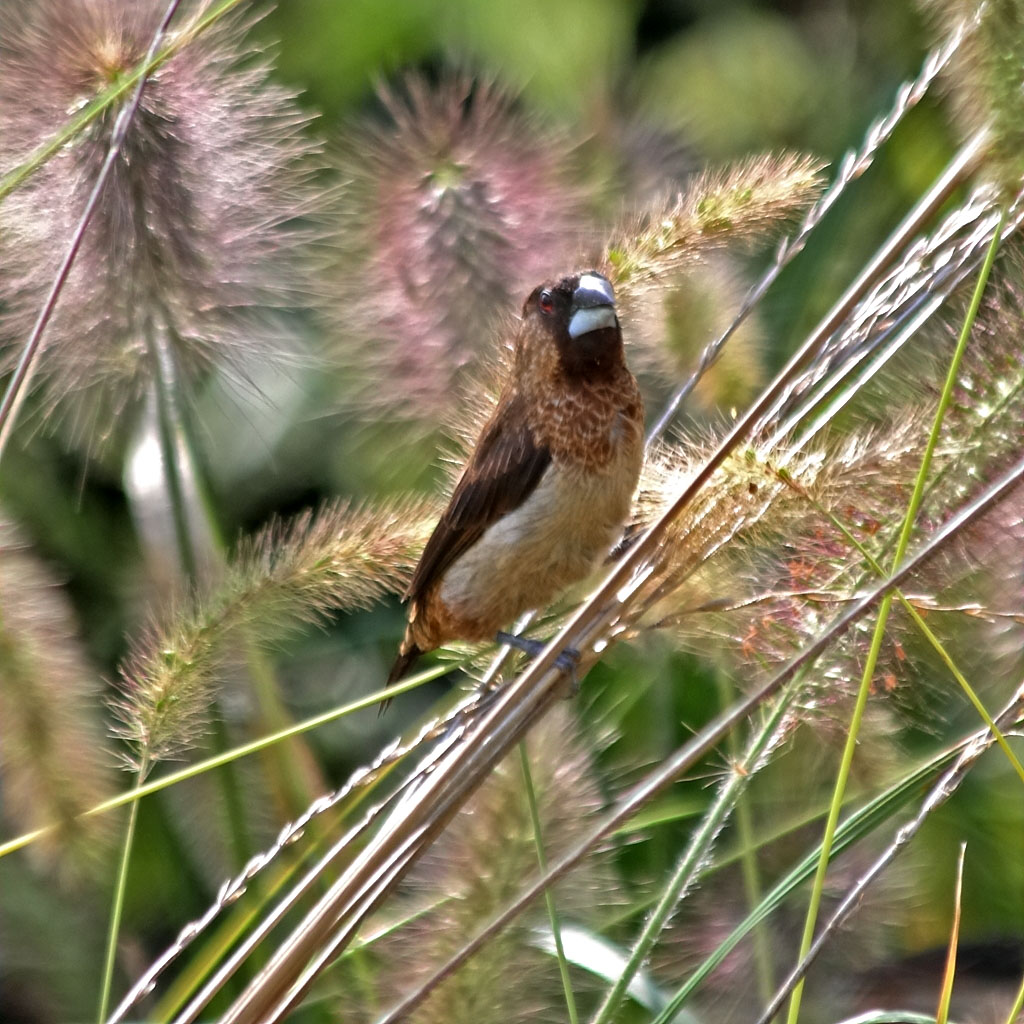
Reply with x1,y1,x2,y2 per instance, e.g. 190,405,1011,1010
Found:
381,270,644,712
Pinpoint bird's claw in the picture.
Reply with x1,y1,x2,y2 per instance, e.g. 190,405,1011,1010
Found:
555,648,581,696
496,631,581,697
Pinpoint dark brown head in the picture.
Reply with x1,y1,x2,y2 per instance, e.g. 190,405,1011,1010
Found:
518,271,623,379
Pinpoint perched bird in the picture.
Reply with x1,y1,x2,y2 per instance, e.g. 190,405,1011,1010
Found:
383,270,644,710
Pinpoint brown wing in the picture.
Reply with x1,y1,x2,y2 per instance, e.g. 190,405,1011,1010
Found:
406,392,551,603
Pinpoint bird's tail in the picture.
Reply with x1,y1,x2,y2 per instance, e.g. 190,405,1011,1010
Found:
379,639,423,716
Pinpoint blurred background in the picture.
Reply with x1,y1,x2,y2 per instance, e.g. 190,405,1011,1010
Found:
4,1,1023,1021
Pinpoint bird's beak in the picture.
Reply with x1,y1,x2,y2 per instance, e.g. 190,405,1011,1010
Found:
568,273,617,338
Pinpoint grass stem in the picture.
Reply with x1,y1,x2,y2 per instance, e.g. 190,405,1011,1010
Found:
783,204,1007,1024
519,742,579,1024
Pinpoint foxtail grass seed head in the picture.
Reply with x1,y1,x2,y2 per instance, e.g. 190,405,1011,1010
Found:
824,245,1024,689
113,497,436,768
939,253,1024,476
0,0,322,448
603,152,825,309
627,423,937,720
909,256,1024,670
331,74,585,420
0,517,112,868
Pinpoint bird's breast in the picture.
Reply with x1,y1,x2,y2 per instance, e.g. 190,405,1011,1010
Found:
437,405,643,639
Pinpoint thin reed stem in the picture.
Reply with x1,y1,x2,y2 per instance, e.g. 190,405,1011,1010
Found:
783,203,1008,1024
1003,971,1024,1024
783,577,883,1024
519,742,579,1024
0,662,449,862
731,718,775,1003
0,0,247,202
97,755,149,1024
590,675,801,1024
935,844,966,1024
0,0,184,462
211,714,254,869
775,464,1024,785
145,321,259,869
752,685,1024,1024
144,323,198,580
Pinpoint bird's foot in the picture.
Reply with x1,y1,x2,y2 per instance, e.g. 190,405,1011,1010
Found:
495,631,581,696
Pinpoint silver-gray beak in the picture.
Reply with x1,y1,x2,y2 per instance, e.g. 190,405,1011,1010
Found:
568,272,617,338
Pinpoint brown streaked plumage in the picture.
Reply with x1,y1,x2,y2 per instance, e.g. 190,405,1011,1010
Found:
382,271,643,710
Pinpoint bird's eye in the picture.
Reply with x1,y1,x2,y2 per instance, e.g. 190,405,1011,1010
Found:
538,290,554,315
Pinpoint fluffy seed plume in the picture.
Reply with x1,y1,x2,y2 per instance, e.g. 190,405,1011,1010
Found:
0,517,112,865
0,0,321,446
331,73,584,419
113,497,437,768
623,420,931,712
908,255,1024,666
603,152,826,305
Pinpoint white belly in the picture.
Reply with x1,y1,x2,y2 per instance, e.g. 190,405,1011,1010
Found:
439,451,639,629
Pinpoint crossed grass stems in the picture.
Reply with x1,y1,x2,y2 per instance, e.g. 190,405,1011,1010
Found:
125,50,1024,1024
132,168,1024,1022
2,8,1023,1024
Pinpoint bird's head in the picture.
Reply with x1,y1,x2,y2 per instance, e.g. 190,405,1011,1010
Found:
518,271,623,379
